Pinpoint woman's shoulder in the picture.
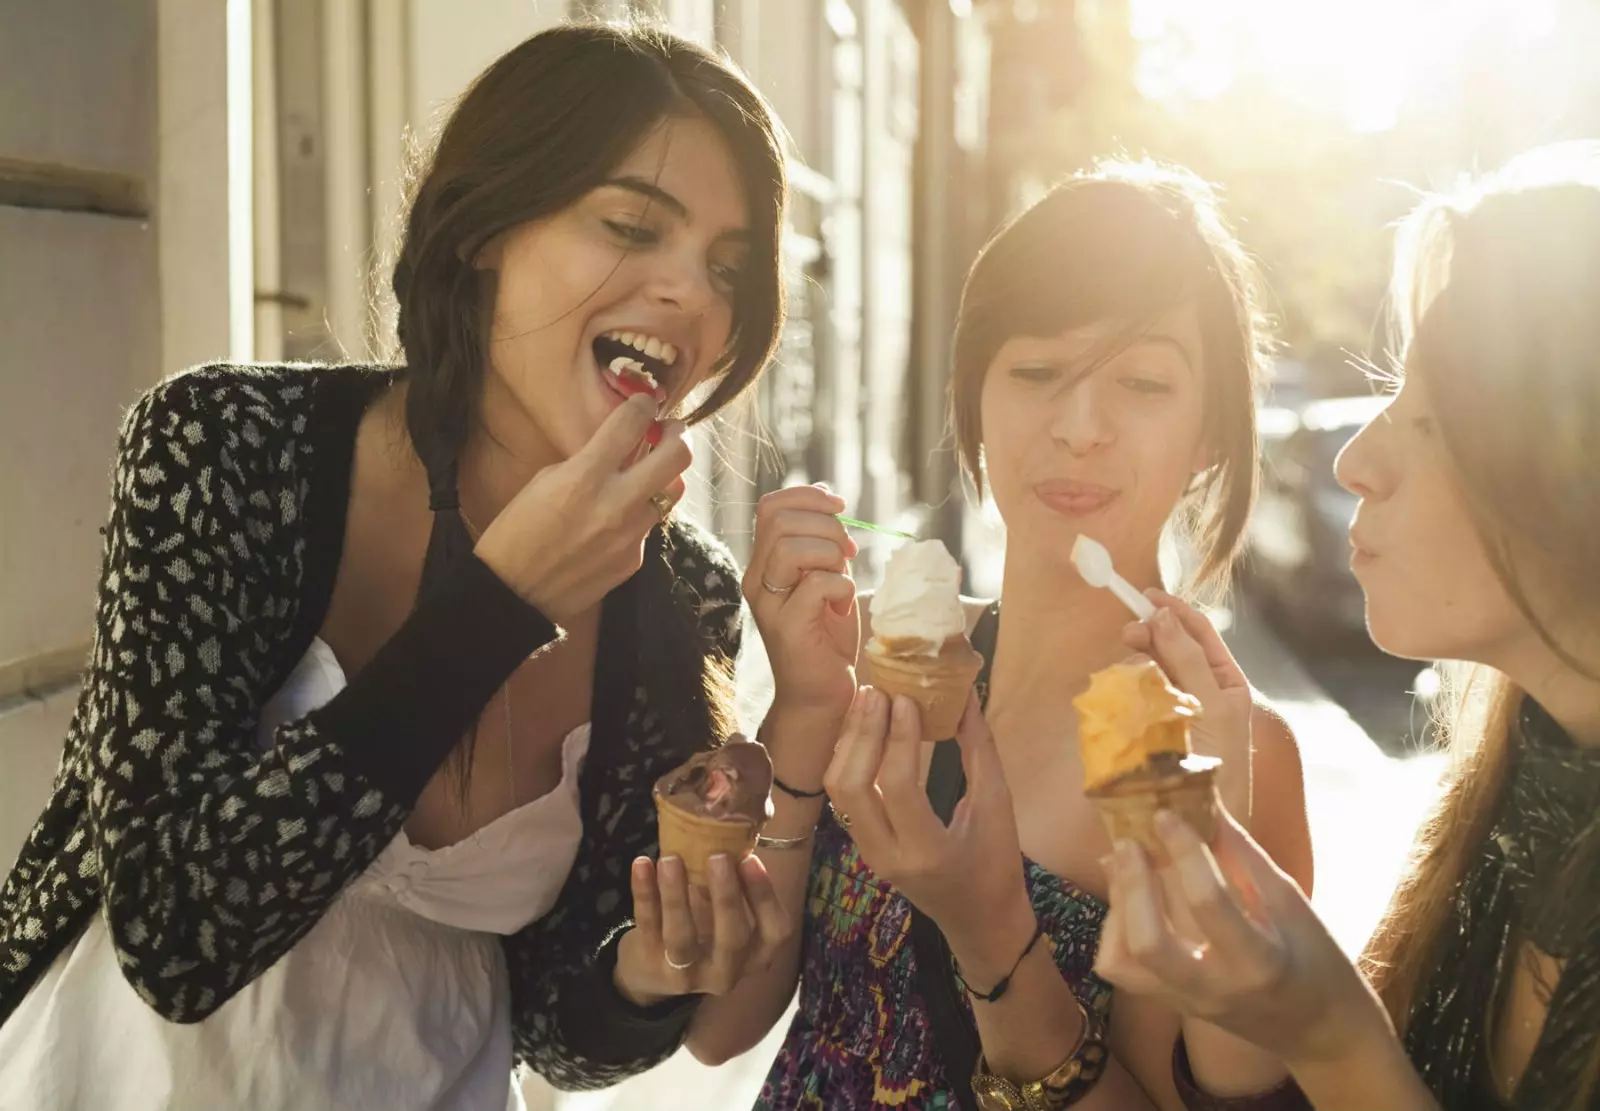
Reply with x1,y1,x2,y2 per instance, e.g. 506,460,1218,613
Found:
126,362,392,458
663,516,741,603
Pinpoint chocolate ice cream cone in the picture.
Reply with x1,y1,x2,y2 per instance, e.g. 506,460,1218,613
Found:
653,796,761,885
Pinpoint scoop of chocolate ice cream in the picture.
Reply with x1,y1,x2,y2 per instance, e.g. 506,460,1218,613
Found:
654,737,775,826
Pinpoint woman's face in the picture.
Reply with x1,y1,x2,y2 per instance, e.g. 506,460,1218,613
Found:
1335,369,1526,664
475,114,752,460
978,306,1210,578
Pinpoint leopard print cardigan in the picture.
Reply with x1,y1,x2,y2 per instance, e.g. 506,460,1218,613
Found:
0,363,746,1090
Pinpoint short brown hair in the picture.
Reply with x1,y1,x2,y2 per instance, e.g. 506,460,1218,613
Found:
951,160,1269,597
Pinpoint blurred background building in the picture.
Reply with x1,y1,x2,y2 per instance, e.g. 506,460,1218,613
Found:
3,1,1598,1106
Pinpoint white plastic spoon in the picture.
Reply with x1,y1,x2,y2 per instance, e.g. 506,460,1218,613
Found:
1071,534,1157,621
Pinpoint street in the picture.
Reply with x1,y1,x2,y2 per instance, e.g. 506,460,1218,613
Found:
532,598,1447,1111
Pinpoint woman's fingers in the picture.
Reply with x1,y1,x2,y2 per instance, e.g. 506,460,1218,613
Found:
1155,811,1280,967
656,855,702,969
630,856,663,943
760,537,851,593
823,687,897,850
1110,839,1205,993
745,488,853,592
739,854,792,966
1208,807,1305,921
1094,855,1166,995
702,854,754,987
874,696,945,846
1146,590,1249,692
1145,606,1224,706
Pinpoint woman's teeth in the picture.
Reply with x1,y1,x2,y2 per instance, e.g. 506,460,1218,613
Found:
602,330,677,367
608,356,659,392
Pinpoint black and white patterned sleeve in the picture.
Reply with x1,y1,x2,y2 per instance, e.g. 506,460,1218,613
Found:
66,377,557,1022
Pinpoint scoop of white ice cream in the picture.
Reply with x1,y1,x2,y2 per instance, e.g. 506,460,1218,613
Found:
869,539,966,656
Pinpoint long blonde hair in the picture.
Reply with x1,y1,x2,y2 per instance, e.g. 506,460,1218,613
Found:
1359,145,1600,1091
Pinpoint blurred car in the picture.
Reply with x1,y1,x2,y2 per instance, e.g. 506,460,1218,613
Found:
1243,395,1388,644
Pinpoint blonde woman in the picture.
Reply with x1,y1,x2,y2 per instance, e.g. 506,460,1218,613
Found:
1095,143,1600,1111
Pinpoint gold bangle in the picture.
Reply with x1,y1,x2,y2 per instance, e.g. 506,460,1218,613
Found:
969,994,1111,1110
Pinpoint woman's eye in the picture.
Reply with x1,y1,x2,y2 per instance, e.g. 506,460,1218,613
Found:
1121,377,1173,395
605,220,658,246
1010,365,1058,383
710,262,743,292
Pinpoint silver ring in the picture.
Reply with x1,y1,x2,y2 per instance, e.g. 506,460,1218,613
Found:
650,491,675,522
760,576,796,596
665,953,696,971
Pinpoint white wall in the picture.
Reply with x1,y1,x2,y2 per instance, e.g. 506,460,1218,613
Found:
0,0,162,866
157,0,237,376
2,0,242,873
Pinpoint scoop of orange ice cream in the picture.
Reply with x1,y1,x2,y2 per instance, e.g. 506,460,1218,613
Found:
1074,660,1202,793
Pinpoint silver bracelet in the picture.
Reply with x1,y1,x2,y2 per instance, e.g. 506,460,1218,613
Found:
755,831,814,850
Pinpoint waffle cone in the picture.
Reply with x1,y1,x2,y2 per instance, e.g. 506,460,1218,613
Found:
1088,759,1220,866
653,795,760,886
867,636,984,739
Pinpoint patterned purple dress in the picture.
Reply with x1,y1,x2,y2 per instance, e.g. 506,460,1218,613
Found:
755,810,1112,1109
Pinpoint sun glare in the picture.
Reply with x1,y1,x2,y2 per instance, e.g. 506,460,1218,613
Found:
1131,0,1559,132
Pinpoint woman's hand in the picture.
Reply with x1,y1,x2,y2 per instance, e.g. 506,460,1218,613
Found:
614,852,793,1004
824,688,1036,970
1123,590,1253,826
743,484,861,784
1095,807,1392,1069
475,394,692,627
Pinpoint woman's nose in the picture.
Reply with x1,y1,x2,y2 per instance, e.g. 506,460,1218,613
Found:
1049,379,1114,454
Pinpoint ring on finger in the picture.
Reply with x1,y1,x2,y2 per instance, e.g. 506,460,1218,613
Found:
760,575,796,596
650,491,675,523
664,952,697,971
831,803,852,830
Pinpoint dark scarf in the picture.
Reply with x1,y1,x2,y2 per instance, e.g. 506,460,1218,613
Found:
1405,698,1600,1110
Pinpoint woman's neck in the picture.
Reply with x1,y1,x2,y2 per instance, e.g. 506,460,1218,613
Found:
985,542,1164,738
1522,665,1600,748
458,374,565,530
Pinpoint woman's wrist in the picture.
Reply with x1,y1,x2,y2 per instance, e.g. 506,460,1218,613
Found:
611,928,676,1008
944,890,1041,990
760,697,849,791
1283,999,1417,1102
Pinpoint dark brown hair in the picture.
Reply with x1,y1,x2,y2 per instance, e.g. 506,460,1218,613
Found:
391,22,786,771
1362,144,1600,1109
950,160,1269,597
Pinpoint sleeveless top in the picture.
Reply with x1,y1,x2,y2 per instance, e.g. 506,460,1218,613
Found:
755,603,1114,1110
0,639,589,1111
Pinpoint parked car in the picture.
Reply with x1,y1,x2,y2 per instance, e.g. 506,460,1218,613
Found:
1243,396,1387,644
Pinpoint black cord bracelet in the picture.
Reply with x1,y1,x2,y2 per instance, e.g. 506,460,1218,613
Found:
773,775,826,800
957,921,1046,1004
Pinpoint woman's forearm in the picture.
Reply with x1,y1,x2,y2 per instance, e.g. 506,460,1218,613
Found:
948,897,1156,1109
1181,1016,1293,1097
1288,1025,1438,1111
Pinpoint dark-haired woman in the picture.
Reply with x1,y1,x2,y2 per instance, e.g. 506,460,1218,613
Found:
700,162,1315,1110
0,24,859,1110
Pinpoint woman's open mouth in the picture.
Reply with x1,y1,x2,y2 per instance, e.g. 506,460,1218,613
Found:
593,331,675,407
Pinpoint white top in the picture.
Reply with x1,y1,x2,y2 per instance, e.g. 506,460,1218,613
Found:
0,639,589,1111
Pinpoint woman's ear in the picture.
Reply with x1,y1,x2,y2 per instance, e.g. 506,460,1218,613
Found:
464,233,504,271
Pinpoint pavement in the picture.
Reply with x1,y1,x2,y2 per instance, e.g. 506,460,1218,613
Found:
525,590,1447,1111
